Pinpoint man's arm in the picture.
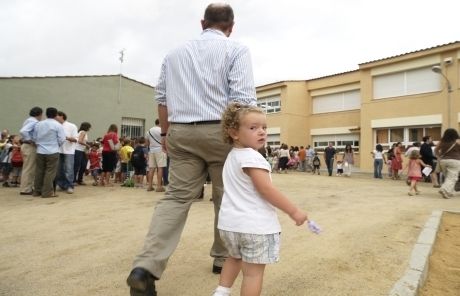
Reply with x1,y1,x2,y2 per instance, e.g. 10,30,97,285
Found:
158,105,169,135
158,104,169,153
228,46,257,106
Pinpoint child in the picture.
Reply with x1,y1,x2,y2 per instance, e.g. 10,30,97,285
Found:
10,136,23,187
88,142,102,186
131,137,147,188
212,103,308,296
0,136,13,187
312,153,321,175
405,150,430,196
336,160,344,176
119,139,134,183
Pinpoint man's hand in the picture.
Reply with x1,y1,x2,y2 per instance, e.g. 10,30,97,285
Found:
161,137,167,153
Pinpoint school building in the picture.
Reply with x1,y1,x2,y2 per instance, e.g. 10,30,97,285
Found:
0,75,157,140
256,41,460,171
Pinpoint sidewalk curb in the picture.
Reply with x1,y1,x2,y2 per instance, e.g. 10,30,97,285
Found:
388,210,459,296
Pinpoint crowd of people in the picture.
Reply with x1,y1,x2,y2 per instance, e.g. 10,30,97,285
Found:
0,107,168,197
258,132,460,200
262,143,353,177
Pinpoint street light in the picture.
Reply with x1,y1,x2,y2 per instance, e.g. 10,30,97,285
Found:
118,49,126,104
432,65,453,129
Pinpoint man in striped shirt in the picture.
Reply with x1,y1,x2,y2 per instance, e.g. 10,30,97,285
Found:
127,3,257,295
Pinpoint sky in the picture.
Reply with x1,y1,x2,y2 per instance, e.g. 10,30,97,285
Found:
1,0,459,87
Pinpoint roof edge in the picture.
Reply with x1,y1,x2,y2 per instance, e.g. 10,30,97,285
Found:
0,74,154,88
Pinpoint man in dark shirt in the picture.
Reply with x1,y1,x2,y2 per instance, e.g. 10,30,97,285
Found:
324,142,337,176
420,136,440,187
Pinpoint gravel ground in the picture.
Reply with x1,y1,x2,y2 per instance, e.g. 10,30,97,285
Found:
1,171,459,296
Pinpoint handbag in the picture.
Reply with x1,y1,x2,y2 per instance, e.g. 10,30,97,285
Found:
436,142,457,173
108,139,120,151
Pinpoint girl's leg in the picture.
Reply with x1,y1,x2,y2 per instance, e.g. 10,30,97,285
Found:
100,172,105,185
218,257,242,290
430,172,440,187
105,171,111,186
409,180,416,195
415,182,421,194
241,262,266,296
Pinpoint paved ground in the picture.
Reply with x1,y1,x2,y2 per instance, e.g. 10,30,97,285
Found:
0,171,459,296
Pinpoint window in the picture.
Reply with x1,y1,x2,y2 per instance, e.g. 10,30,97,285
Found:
374,126,441,149
373,66,441,99
376,129,388,144
312,90,360,114
409,128,423,142
257,96,281,113
425,127,441,141
121,117,145,139
312,134,360,152
390,128,404,142
266,133,280,148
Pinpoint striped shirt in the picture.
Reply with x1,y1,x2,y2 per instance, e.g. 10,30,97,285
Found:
155,29,257,123
19,116,39,142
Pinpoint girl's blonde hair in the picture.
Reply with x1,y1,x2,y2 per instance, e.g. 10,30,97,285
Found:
409,149,420,160
221,102,265,144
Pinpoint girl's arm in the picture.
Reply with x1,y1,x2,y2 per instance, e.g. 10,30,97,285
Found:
402,162,409,172
245,167,308,226
77,131,88,146
418,159,430,167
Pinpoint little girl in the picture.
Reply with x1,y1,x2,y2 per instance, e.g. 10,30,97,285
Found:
212,103,309,296
88,142,102,186
405,149,430,196
336,160,344,176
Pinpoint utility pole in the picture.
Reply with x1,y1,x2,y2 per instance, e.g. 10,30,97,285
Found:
117,49,125,104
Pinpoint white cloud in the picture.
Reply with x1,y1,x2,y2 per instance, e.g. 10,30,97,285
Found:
0,0,458,86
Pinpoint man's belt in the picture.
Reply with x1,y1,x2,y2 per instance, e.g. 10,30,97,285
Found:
171,120,221,125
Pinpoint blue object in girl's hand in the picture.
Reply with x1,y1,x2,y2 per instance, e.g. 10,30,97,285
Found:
308,220,321,234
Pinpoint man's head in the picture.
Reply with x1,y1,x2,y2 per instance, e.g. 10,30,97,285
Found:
46,107,58,119
29,107,43,119
201,3,234,36
56,111,67,123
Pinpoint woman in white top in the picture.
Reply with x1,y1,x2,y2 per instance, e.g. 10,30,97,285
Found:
371,144,386,179
212,103,308,296
277,143,290,173
74,122,91,185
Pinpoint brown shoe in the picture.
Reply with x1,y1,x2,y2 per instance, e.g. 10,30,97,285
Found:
155,187,165,192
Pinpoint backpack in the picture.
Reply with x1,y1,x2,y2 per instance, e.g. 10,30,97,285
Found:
313,157,320,166
130,147,146,167
0,148,8,163
0,144,12,163
11,148,23,167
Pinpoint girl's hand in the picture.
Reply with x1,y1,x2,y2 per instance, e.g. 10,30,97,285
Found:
290,209,308,226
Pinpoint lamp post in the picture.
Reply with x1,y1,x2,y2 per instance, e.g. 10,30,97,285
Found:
118,49,125,104
432,65,453,129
